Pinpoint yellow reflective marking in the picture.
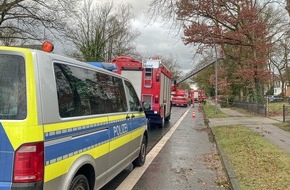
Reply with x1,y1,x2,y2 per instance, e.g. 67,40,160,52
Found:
2,122,43,150
44,116,109,133
110,133,131,151
109,114,127,120
44,143,110,182
44,125,145,182
132,127,145,140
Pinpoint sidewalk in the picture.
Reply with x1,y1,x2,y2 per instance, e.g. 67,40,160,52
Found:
209,107,290,153
129,105,228,190
207,105,290,189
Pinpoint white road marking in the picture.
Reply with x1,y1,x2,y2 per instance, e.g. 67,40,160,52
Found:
116,108,190,190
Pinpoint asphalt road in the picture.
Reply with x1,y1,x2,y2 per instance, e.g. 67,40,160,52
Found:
102,105,227,190
101,106,188,190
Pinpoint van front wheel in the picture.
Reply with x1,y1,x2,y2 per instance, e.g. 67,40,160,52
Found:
69,174,90,190
133,136,147,167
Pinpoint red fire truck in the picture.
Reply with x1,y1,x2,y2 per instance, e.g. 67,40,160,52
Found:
190,89,206,103
112,56,172,127
171,85,190,107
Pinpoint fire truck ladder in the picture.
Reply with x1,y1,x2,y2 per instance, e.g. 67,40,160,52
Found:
175,58,222,84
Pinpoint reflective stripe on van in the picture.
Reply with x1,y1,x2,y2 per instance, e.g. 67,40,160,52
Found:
43,115,145,182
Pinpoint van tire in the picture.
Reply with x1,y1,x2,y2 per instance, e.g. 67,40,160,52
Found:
69,174,90,190
133,136,147,167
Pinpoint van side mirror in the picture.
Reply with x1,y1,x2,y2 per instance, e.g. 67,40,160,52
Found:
142,101,151,111
137,105,143,112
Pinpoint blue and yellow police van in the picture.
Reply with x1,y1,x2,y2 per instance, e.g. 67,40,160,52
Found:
0,42,148,190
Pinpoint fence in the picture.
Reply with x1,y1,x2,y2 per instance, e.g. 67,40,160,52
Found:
231,102,290,122
231,101,267,117
283,105,290,122
219,100,290,122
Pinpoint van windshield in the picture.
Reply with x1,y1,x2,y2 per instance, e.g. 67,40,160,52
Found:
0,54,26,120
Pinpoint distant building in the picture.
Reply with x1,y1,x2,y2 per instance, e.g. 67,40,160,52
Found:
273,76,282,96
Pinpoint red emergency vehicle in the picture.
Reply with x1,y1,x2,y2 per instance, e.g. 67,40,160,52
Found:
190,89,206,103
112,56,172,127
171,85,190,107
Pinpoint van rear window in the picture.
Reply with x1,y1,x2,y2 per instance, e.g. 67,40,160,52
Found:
0,54,26,120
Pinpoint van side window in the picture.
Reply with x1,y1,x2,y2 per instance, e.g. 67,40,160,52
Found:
104,75,127,113
54,63,127,117
54,65,75,117
125,81,140,111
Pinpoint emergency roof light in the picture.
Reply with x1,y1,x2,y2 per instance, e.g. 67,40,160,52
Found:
42,41,54,53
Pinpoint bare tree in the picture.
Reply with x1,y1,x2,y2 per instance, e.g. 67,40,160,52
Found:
0,0,76,45
270,33,290,95
162,55,182,80
63,0,139,62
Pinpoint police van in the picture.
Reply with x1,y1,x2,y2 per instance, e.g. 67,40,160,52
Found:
0,43,148,190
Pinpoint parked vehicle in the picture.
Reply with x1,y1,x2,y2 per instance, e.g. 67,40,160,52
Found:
190,89,206,103
268,95,284,102
0,43,148,190
171,87,190,107
112,56,172,127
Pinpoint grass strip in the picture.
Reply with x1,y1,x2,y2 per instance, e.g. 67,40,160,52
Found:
202,103,228,118
274,122,290,132
213,125,290,190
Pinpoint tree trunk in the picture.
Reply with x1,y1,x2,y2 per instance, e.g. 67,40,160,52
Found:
286,0,290,16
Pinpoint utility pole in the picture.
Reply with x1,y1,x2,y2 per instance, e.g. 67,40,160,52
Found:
212,0,218,114
214,45,218,114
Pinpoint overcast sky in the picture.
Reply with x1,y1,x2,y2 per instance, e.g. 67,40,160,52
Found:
116,0,198,72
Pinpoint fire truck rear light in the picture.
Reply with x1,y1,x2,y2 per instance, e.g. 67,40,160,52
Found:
155,95,159,103
13,142,44,183
156,74,160,82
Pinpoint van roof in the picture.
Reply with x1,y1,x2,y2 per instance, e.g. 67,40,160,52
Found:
0,46,128,80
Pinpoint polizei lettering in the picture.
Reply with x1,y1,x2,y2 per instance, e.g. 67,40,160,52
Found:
113,123,128,137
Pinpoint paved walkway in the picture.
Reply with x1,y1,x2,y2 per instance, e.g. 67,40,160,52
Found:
131,105,227,190
209,107,290,154
206,103,290,190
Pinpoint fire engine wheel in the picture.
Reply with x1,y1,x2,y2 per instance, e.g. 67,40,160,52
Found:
133,136,147,167
165,114,170,122
69,174,90,190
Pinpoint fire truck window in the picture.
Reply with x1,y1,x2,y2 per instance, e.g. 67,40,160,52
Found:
124,81,140,111
145,68,152,78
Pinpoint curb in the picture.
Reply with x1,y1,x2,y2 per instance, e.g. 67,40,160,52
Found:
206,119,241,190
